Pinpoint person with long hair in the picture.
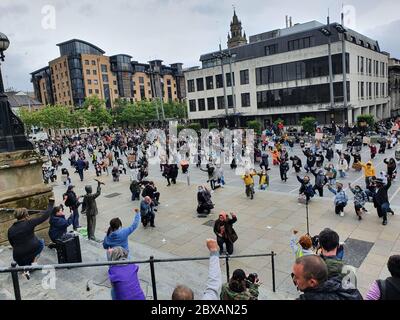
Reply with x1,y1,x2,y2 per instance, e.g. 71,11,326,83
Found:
220,269,260,300
103,209,141,257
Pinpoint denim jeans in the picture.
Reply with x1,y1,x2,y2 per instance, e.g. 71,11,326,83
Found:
72,207,80,229
34,239,45,260
339,170,346,178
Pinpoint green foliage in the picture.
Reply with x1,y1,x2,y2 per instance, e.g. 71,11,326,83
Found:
208,122,218,130
177,124,185,133
301,116,316,134
247,120,262,134
37,105,72,129
187,123,201,133
274,118,284,126
357,114,375,127
18,108,41,131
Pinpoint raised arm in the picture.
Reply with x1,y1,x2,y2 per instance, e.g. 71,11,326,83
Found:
119,211,141,238
28,201,54,228
202,240,222,300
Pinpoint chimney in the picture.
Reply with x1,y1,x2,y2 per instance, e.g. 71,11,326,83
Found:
285,15,288,28
290,17,293,27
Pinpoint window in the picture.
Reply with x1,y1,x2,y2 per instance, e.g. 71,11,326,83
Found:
257,82,350,108
375,82,379,97
113,81,117,86
95,89,99,94
89,89,93,94
240,69,249,85
85,60,89,65
139,77,144,84
381,83,385,97
265,44,278,56
368,59,372,75
216,74,223,88
167,79,171,85
102,74,109,83
226,73,235,87
92,60,96,65
189,99,196,112
369,82,372,99
217,96,225,109
64,61,67,67
207,97,215,110
241,93,250,107
198,98,206,111
93,70,97,75
187,79,195,92
196,78,204,91
206,76,214,90
88,79,92,85
86,69,91,75
227,95,233,108
360,82,364,99
56,74,59,80
101,65,108,73
93,80,98,85
288,36,313,51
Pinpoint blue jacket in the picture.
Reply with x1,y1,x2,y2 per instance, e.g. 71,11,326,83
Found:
103,213,140,252
49,214,73,242
76,159,86,171
328,186,348,205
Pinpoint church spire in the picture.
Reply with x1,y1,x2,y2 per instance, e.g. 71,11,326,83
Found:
227,8,248,49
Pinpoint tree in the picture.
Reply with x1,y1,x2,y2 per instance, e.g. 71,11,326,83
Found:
82,96,112,127
18,108,41,132
274,118,284,126
37,105,72,130
357,114,375,128
208,122,218,130
247,120,262,134
301,116,316,134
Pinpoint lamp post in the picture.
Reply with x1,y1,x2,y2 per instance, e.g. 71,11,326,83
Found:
319,17,335,115
0,32,33,152
334,15,349,126
228,50,238,127
212,45,229,127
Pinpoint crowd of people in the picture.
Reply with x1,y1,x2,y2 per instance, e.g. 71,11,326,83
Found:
5,117,400,300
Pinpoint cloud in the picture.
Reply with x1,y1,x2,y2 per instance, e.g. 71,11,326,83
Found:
0,0,399,91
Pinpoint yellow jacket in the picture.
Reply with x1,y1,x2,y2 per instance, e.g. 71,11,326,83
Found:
242,174,255,186
360,161,376,177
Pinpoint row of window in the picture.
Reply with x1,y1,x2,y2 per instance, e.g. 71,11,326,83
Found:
52,61,67,71
357,56,387,77
188,93,251,112
257,82,349,108
187,70,249,93
358,82,388,99
256,54,348,85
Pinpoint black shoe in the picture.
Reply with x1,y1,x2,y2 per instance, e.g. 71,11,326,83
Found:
383,220,388,225
48,243,57,249
358,215,362,221
150,224,156,228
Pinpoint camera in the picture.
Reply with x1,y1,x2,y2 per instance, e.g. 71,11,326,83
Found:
311,235,319,249
246,273,258,287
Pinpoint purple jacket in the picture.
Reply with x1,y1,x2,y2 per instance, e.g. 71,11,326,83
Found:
108,264,145,300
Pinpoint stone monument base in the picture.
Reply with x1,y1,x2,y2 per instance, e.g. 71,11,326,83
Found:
0,150,53,245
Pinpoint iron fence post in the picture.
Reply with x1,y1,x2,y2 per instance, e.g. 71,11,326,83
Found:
271,251,276,293
149,256,158,301
225,254,230,283
10,262,21,300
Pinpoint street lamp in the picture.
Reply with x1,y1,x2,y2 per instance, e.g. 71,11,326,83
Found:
334,17,349,126
319,18,335,116
0,32,33,152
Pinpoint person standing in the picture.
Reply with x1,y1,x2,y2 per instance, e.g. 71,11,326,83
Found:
75,157,86,182
63,185,81,230
311,168,328,197
81,180,103,240
359,161,376,188
213,211,238,255
278,157,290,182
338,155,349,178
374,177,393,225
366,255,400,300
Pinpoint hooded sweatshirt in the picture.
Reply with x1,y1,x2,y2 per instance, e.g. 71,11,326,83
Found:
103,213,140,252
360,161,376,177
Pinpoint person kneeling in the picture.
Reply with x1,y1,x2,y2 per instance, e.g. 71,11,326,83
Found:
48,205,74,245
140,196,156,228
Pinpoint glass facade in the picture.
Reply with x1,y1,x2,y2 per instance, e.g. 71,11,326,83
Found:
241,93,251,107
257,82,350,108
216,74,223,88
59,40,105,56
198,98,206,111
256,53,349,85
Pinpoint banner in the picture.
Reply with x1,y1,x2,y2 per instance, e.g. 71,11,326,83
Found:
363,137,370,145
315,133,323,140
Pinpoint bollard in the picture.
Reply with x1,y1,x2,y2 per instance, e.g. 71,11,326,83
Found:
149,256,158,301
10,262,21,300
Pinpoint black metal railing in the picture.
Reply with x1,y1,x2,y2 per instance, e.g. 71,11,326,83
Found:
0,252,276,300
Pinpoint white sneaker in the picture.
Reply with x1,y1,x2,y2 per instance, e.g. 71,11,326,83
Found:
340,212,344,217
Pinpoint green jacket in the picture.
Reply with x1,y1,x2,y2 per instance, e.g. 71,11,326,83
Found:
323,256,344,279
220,282,259,300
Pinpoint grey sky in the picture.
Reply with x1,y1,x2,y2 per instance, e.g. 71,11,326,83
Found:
1,0,400,91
